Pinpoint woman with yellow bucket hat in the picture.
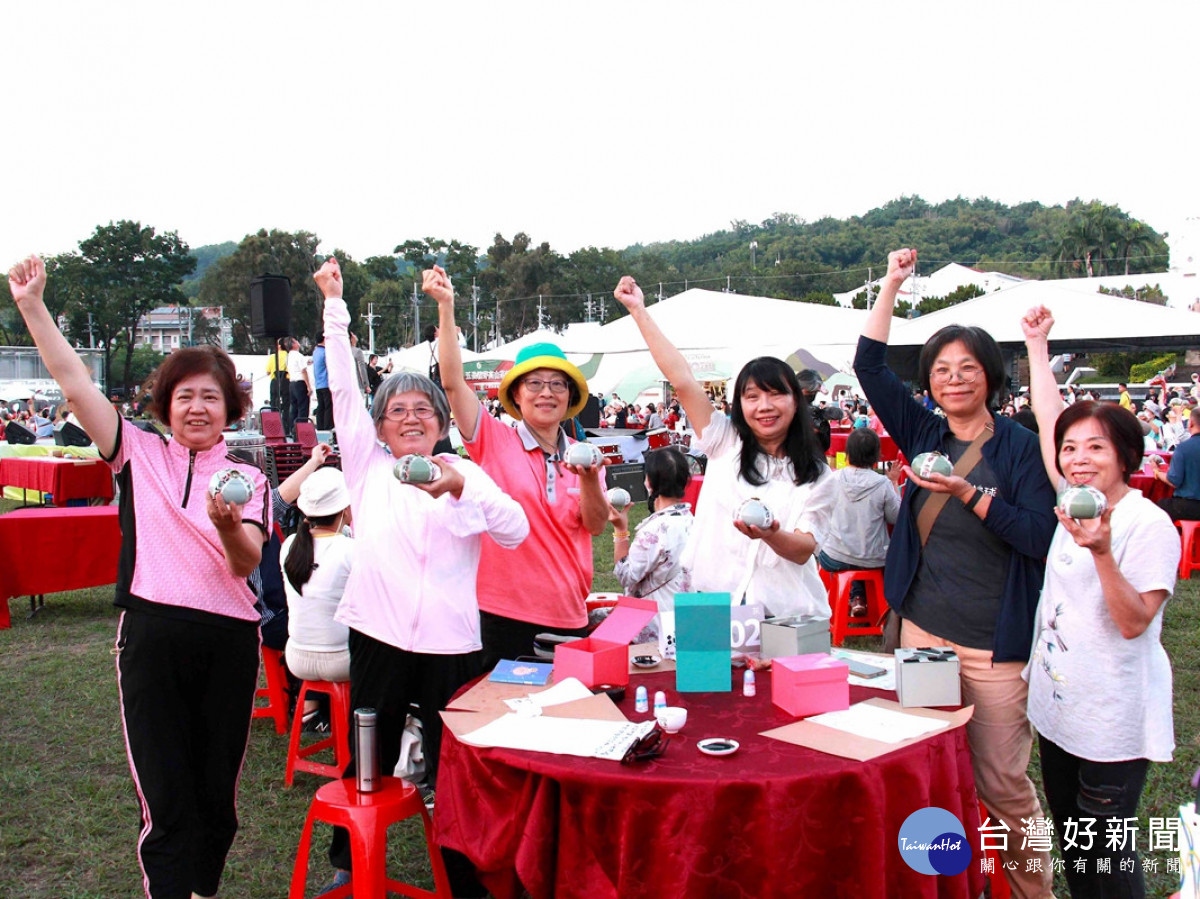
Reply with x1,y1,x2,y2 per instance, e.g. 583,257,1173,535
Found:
425,266,610,666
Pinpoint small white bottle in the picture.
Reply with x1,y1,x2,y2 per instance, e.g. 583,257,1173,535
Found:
653,690,667,713
743,669,757,697
635,685,649,713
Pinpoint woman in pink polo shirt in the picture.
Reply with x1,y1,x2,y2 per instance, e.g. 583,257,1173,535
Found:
426,266,610,667
9,255,267,899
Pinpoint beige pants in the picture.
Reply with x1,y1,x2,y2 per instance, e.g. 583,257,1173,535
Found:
902,620,1053,899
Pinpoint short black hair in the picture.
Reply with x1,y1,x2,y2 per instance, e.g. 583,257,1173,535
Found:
423,324,438,343
917,325,1007,409
643,446,691,499
1012,407,1039,434
845,427,880,468
1053,401,1143,483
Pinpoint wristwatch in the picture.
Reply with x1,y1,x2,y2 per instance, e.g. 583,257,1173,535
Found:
964,488,984,512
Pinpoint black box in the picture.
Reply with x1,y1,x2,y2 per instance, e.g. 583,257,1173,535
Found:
605,462,648,502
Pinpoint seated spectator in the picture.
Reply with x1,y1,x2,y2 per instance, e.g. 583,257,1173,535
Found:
282,466,354,730
1152,410,1200,520
817,428,901,616
610,447,694,606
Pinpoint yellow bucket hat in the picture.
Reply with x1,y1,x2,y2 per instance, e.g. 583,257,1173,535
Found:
497,343,589,421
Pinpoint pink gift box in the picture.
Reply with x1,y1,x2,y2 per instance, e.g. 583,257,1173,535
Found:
772,653,850,718
553,596,658,688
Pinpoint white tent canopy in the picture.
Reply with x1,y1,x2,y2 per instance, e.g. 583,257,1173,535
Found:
889,279,1200,349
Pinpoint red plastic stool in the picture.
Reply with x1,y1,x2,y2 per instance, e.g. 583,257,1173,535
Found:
1177,520,1200,580
978,800,1011,899
253,645,289,734
290,776,451,899
828,569,886,646
286,679,351,786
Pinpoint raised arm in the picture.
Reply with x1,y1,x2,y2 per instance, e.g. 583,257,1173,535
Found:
425,266,481,442
861,249,917,344
1020,306,1063,486
613,276,712,437
8,255,119,456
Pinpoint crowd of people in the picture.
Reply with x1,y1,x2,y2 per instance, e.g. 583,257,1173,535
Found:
6,245,1186,899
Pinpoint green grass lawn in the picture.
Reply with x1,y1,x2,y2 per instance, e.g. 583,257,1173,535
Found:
0,498,1195,897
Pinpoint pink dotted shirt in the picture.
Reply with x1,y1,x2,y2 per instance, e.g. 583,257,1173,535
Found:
105,420,268,623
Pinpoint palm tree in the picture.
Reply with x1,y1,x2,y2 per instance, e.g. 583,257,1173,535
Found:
1112,219,1159,276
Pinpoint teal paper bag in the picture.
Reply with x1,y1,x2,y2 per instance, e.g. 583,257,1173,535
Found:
674,592,732,692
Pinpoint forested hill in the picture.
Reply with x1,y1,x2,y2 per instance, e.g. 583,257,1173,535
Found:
176,195,1168,351
628,196,1168,300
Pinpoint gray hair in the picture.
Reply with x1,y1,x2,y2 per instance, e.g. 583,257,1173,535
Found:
372,372,451,440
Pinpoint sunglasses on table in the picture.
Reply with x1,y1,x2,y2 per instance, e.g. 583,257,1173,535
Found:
620,726,670,765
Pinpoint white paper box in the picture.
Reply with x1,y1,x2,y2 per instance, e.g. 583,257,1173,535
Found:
761,615,832,660
894,647,961,708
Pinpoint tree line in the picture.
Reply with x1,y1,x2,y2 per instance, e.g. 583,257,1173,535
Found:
0,196,1170,392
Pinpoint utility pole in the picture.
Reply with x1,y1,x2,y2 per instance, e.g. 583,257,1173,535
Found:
364,302,377,354
412,280,421,343
866,267,874,310
495,299,502,347
87,312,95,349
657,282,664,304
584,293,594,323
471,280,479,352
537,294,547,330
726,275,732,293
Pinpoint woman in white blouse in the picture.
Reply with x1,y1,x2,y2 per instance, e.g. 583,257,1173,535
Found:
613,276,835,621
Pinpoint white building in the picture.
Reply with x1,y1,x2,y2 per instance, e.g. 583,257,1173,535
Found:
136,306,231,351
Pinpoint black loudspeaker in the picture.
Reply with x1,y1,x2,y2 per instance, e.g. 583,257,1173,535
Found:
578,395,600,429
249,274,293,340
605,463,648,502
5,421,37,445
54,422,93,447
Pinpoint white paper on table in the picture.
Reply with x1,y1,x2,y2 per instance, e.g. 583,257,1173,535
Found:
832,649,897,691
460,713,657,760
502,677,593,715
807,701,949,744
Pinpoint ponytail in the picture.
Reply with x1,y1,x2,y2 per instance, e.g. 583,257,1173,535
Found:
283,512,338,593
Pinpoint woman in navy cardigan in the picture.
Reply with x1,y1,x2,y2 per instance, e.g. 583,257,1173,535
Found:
855,248,1056,899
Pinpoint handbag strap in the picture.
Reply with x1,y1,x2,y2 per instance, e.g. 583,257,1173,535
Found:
915,422,994,547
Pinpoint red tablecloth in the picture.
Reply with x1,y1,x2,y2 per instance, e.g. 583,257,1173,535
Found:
0,456,114,505
0,507,121,627
436,671,986,899
828,431,900,463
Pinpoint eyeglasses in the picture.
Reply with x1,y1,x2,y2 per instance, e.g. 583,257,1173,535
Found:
383,405,437,421
930,366,982,386
620,726,670,765
522,378,570,395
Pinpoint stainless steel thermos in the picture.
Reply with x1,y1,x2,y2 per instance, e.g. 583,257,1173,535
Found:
354,708,380,793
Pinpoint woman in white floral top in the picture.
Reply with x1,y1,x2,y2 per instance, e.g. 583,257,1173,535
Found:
610,446,694,605
1023,305,1178,899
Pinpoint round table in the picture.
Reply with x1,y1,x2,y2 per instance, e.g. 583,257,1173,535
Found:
435,670,985,899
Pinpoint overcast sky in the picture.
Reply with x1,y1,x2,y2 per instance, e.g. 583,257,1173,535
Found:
3,1,1197,269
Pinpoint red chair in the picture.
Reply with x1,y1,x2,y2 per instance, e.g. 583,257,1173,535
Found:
253,645,289,734
978,800,1011,899
827,569,886,645
290,776,451,899
1177,520,1200,580
295,421,319,455
286,680,352,786
261,410,287,445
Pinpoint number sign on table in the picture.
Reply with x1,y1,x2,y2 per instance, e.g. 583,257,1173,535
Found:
730,603,764,652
